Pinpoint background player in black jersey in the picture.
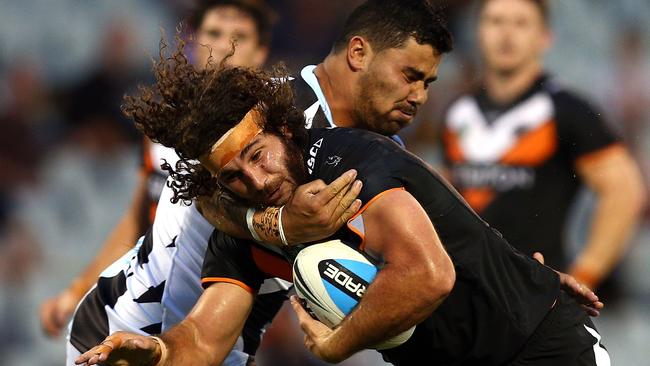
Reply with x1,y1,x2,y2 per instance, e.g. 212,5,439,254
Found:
76,38,608,366
441,0,646,290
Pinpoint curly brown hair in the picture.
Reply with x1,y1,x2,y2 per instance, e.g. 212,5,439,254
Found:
122,37,306,204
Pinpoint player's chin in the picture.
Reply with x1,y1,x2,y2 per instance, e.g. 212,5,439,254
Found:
384,115,412,134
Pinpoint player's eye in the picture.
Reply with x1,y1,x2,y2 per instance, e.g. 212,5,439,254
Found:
203,29,222,39
516,18,529,27
232,32,248,42
220,171,239,183
490,16,504,26
251,150,262,163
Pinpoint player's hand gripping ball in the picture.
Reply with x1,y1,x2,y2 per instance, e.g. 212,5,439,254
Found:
292,239,415,350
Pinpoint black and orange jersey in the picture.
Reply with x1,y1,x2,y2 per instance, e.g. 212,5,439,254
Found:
442,75,619,269
141,139,180,224
202,127,561,366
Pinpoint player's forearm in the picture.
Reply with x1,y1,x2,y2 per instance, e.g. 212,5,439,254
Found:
158,283,254,366
158,320,221,366
326,262,454,361
252,206,283,245
197,196,284,245
571,178,646,287
196,195,251,239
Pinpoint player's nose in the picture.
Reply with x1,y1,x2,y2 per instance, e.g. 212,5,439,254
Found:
408,84,428,106
243,168,266,192
209,37,235,57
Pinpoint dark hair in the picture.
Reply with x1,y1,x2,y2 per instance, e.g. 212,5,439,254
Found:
332,0,453,55
122,37,306,204
479,0,550,24
187,0,277,47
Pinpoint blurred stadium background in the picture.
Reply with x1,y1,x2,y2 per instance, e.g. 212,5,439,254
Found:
0,0,648,365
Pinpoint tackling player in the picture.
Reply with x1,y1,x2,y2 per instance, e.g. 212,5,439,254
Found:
39,0,277,340
42,2,359,366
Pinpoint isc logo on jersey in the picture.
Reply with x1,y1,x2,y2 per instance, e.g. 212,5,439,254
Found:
307,138,323,174
293,240,415,350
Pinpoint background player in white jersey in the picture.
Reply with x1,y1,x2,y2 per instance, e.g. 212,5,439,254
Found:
40,0,277,339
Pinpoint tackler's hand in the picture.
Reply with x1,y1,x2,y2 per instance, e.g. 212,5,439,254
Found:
74,331,162,366
533,252,604,317
282,169,362,245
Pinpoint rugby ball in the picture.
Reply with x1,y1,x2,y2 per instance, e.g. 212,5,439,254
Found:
292,239,415,350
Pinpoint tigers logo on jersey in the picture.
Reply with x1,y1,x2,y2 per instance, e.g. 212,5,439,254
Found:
444,92,557,212
326,155,342,166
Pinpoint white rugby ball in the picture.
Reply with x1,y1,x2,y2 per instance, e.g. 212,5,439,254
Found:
292,239,415,350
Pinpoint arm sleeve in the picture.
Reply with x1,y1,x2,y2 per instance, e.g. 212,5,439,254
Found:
353,144,405,204
201,230,267,293
340,141,406,250
554,91,619,161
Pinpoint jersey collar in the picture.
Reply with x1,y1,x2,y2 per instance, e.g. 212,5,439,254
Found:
300,65,336,128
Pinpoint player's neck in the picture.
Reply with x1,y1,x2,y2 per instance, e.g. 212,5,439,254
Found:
314,58,356,128
484,61,543,105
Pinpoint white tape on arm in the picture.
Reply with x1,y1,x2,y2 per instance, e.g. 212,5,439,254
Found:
278,206,289,247
246,208,262,242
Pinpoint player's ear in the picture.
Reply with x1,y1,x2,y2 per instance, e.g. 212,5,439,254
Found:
346,36,372,72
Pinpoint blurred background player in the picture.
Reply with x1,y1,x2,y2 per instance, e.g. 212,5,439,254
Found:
440,0,646,290
39,0,276,339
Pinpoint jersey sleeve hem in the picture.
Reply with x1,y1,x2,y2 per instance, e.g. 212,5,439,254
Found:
201,277,254,294
574,143,625,168
347,187,405,251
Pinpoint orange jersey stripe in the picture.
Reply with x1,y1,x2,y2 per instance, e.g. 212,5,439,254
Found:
201,277,254,294
461,188,496,213
142,138,154,172
500,120,558,166
443,129,464,163
575,143,625,169
347,187,405,251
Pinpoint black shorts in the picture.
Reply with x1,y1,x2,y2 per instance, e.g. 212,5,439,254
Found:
509,291,610,366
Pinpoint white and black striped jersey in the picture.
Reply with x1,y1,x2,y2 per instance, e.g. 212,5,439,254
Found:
64,65,331,364
68,183,291,365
